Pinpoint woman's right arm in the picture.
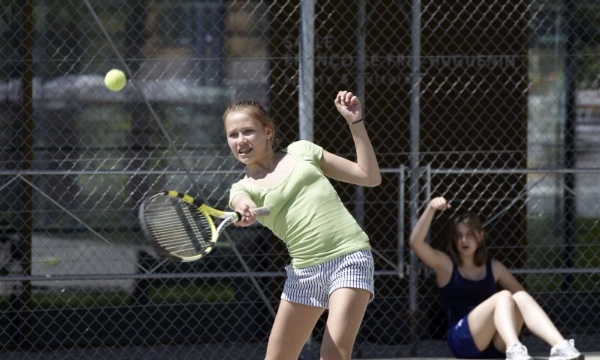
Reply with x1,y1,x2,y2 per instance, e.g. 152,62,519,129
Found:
230,193,261,227
409,197,453,273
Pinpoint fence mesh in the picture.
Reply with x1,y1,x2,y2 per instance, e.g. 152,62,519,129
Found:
0,0,599,359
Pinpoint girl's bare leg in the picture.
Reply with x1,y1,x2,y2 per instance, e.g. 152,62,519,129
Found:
468,290,525,352
512,290,565,347
265,300,324,360
320,288,371,360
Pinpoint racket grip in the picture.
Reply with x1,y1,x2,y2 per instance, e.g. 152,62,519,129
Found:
254,206,271,217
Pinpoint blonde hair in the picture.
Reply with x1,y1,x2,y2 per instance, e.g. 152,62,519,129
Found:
222,100,279,149
446,212,488,267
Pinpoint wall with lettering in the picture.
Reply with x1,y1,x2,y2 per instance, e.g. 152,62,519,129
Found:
268,1,528,270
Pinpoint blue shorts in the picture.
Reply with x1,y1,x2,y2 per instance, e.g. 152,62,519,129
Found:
447,315,505,359
281,250,374,309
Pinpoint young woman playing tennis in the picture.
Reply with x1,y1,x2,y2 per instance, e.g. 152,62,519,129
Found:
409,196,583,360
224,91,381,360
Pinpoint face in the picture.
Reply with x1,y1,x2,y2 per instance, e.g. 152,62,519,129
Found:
454,222,482,257
224,111,272,164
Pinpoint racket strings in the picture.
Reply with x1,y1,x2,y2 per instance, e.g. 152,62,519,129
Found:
143,197,215,258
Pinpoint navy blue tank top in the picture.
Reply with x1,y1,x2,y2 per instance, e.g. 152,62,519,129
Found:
438,259,497,328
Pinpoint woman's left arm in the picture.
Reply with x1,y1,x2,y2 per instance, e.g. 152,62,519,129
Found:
320,91,381,187
493,259,527,293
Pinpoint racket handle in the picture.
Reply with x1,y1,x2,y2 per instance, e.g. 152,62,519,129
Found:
254,206,271,217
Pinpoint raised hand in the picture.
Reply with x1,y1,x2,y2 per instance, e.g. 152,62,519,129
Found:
334,90,362,124
430,197,451,212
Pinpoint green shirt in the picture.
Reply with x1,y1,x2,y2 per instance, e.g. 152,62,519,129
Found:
229,140,371,268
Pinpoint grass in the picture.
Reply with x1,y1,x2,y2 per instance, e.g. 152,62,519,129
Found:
144,282,236,304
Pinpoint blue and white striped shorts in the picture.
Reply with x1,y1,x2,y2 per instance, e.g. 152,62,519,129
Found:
281,250,375,309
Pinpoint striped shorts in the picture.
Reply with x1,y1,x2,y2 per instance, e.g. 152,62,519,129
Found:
281,250,375,309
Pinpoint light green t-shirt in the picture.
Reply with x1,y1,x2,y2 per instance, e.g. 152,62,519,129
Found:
229,140,371,268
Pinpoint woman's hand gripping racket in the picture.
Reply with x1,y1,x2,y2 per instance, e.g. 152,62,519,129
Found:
139,191,270,262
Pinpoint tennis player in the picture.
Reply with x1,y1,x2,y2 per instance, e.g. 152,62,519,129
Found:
224,90,380,360
409,196,584,360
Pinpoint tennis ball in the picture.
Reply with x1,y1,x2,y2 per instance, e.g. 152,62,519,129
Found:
104,69,126,91
42,256,60,266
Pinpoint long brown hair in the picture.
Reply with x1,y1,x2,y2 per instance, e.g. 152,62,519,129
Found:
446,212,488,266
222,100,280,150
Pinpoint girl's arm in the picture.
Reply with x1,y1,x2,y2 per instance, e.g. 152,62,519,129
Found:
230,193,261,227
493,259,526,293
320,91,381,187
409,197,454,276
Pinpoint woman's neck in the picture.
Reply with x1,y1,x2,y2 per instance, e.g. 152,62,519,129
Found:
246,150,278,179
459,256,477,268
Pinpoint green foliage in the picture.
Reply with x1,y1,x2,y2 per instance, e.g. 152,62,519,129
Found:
526,216,600,292
0,281,236,310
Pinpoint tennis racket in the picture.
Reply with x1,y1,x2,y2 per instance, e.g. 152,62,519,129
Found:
138,190,270,262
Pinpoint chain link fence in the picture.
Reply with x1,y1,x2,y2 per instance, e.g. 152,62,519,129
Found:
0,0,599,359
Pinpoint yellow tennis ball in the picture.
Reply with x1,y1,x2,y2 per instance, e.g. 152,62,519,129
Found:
104,69,126,91
42,256,60,266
